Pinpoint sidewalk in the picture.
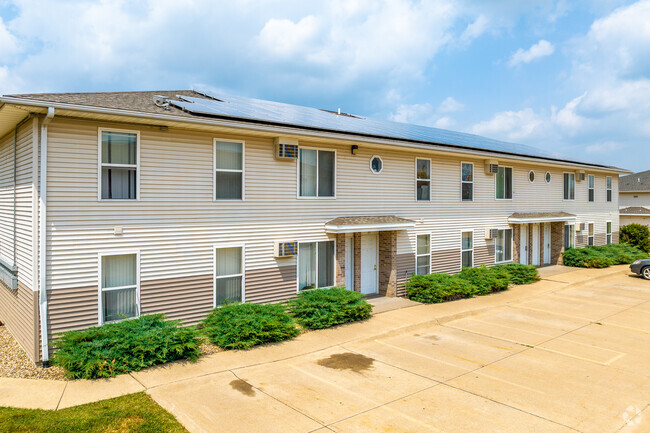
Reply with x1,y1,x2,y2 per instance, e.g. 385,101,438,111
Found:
0,265,628,411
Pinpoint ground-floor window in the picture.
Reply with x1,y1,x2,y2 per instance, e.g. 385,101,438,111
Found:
606,221,612,244
214,246,244,305
495,229,512,263
100,253,139,324
461,231,473,268
298,240,334,290
416,234,430,275
588,223,594,246
564,224,575,249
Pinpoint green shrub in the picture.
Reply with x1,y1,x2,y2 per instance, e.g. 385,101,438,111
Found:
620,224,650,253
494,263,540,285
458,265,510,295
405,273,477,303
201,302,299,349
51,314,201,379
562,243,647,268
288,286,372,329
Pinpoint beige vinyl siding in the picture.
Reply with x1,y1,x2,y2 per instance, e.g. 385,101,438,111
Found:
47,286,97,351
619,191,650,207
0,281,38,360
620,215,650,227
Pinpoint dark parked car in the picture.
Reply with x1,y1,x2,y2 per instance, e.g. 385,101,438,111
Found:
630,259,650,280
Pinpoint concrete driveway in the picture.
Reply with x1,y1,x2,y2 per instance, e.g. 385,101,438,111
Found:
145,268,650,433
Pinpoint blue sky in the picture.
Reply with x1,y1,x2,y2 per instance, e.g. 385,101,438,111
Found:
0,0,648,171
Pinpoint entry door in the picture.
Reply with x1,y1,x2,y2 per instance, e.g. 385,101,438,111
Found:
360,233,378,295
520,225,529,265
532,224,541,266
345,235,354,290
543,223,551,265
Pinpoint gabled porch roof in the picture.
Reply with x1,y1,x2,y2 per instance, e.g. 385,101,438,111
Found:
325,216,416,233
507,212,576,224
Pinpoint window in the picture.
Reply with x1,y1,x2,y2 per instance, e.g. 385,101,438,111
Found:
564,224,575,250
298,240,334,290
100,253,138,324
545,172,551,183
495,167,512,199
214,246,243,305
299,149,335,197
495,229,512,263
100,130,138,200
370,156,383,174
563,173,575,200
588,175,595,202
461,231,473,269
461,163,473,201
214,140,244,200
528,170,535,183
606,221,612,244
416,234,430,275
588,223,594,246
416,158,431,201
606,176,612,202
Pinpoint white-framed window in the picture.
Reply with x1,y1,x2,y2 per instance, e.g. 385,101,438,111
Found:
528,170,535,183
606,221,612,244
99,128,139,200
606,176,612,202
588,174,595,202
214,245,244,306
564,224,575,250
495,229,513,263
415,234,431,275
461,162,473,202
370,155,383,174
588,223,594,246
214,139,244,200
299,148,335,198
495,166,512,199
416,158,431,201
298,240,335,291
563,172,575,200
461,231,473,269
545,171,551,183
98,252,139,324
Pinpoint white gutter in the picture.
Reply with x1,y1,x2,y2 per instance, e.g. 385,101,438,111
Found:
507,216,577,224
39,107,54,365
0,97,631,174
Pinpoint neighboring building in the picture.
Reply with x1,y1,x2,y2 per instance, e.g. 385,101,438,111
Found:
0,90,627,363
619,170,650,226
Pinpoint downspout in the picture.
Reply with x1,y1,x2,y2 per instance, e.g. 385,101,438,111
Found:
39,107,54,365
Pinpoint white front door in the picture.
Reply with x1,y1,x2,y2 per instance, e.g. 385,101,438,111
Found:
532,223,540,266
345,235,354,290
520,225,529,265
543,223,551,265
360,233,378,295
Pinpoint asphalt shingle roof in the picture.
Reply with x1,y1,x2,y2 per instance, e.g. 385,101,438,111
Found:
619,206,650,215
619,170,650,192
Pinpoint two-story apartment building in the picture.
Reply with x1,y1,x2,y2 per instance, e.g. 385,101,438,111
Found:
0,90,626,364
619,170,650,226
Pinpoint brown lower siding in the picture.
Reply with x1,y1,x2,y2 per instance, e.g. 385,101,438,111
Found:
431,249,461,274
47,286,98,349
396,253,415,297
141,274,213,326
245,265,297,304
0,281,38,362
474,245,495,267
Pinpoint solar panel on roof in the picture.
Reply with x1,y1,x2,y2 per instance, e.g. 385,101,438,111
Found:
169,92,597,166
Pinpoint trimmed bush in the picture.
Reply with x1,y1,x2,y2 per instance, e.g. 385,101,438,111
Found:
405,273,477,304
201,302,299,349
494,263,540,285
620,224,650,253
562,243,647,268
458,265,510,295
288,286,372,329
51,314,201,379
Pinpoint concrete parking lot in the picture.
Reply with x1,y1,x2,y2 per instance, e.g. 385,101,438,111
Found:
145,267,649,433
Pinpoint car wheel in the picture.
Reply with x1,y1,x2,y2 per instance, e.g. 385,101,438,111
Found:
643,267,650,280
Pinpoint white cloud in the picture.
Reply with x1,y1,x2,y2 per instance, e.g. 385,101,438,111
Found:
389,96,464,127
258,15,319,58
438,96,464,113
469,108,544,141
508,40,554,67
585,141,625,154
459,14,489,43
0,17,19,62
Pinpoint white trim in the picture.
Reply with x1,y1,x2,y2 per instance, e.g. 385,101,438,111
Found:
213,243,245,307
415,232,431,275
460,229,474,271
563,172,576,201
587,222,595,246
369,155,383,174
297,146,337,199
588,174,595,202
97,250,141,325
545,171,551,184
461,161,474,202
213,138,245,201
508,215,577,224
415,157,431,202
296,239,336,293
495,165,513,200
528,170,535,183
98,127,140,201
564,223,576,249
606,220,612,244
325,221,415,234
494,228,514,264
39,107,54,363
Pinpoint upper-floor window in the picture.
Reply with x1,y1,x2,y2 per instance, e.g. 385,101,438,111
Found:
495,167,512,199
99,253,139,324
461,163,473,201
416,158,431,201
214,140,244,200
100,129,138,200
588,175,595,202
299,148,335,198
563,173,575,200
606,176,612,202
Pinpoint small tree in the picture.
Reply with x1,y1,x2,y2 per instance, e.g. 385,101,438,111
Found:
620,223,650,253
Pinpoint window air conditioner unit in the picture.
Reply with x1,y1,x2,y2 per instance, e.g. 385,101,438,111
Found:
274,241,298,258
485,228,499,239
274,137,299,160
575,170,586,182
485,159,499,175
576,223,585,232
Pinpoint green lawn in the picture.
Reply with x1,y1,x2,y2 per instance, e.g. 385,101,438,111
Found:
0,392,187,433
